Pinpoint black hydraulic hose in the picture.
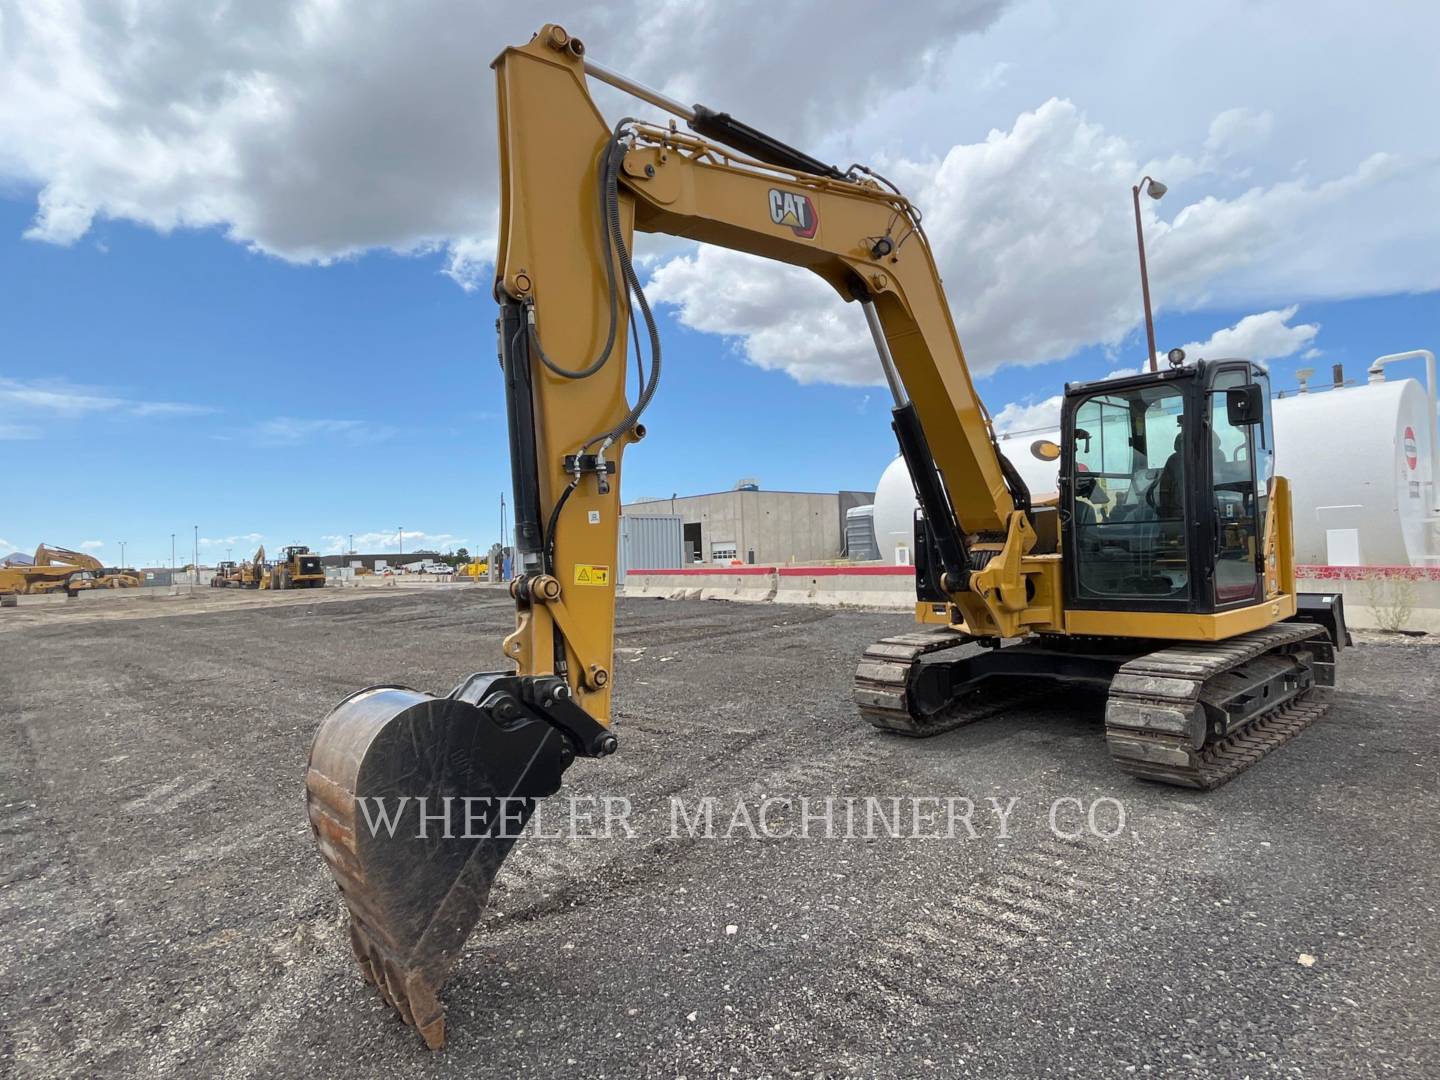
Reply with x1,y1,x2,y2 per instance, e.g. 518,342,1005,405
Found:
518,117,661,450
582,124,661,451
543,479,578,576
524,131,629,380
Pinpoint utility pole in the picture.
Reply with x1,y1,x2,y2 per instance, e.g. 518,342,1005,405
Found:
398,526,403,557
171,533,175,572
193,525,198,583
1131,175,1167,372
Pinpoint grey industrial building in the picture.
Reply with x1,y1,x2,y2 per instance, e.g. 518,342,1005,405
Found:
623,487,874,565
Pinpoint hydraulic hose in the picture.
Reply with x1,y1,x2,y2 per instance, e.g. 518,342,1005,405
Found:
520,118,661,450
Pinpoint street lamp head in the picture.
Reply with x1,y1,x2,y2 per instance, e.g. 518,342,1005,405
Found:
1143,178,1167,200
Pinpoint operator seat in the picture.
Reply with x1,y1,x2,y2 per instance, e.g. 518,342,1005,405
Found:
1154,432,1185,519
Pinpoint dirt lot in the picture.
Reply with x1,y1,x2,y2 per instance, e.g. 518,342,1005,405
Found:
3,589,1437,1078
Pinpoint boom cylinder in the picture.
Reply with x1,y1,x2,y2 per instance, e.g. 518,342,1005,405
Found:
861,298,909,408
498,300,544,570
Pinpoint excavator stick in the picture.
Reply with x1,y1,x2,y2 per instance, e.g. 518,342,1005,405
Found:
304,672,612,1047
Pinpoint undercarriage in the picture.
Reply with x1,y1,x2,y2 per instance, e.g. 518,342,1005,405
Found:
855,619,1341,790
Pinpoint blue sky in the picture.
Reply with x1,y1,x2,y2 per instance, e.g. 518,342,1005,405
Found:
1,2,1437,566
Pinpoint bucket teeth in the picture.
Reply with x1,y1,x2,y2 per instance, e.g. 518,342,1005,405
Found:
305,679,573,1049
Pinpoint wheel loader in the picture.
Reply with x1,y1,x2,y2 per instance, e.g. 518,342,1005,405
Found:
268,545,325,589
305,24,1349,1048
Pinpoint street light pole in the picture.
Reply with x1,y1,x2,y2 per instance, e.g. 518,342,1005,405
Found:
119,541,126,567
398,526,403,558
193,525,198,583
1132,175,1167,372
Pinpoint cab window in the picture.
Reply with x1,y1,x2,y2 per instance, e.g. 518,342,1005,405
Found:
1070,383,1190,601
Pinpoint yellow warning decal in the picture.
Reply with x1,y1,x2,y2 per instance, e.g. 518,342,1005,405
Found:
573,564,610,586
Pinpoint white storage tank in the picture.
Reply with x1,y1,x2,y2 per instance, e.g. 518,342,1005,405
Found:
1273,377,1435,566
872,433,1063,565
872,455,917,564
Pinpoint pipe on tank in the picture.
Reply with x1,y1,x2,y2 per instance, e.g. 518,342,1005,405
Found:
1368,350,1438,511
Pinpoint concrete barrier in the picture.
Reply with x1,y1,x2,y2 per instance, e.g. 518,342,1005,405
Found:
1296,564,1440,634
625,565,910,608
624,567,779,603
774,565,914,609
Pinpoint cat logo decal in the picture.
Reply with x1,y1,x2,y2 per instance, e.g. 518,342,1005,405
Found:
768,188,818,239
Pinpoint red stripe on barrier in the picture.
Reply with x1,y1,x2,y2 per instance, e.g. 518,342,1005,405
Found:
626,566,777,576
777,565,914,577
1297,564,1440,582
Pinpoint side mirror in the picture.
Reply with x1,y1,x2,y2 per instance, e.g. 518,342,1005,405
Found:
1226,384,1264,426
1030,439,1061,462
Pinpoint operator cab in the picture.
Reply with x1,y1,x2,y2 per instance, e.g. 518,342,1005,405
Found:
1059,357,1273,614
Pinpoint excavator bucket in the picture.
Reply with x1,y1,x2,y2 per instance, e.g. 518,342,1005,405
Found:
305,673,577,1048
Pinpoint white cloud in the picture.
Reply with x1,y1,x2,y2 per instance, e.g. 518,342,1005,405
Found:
991,395,1062,435
992,306,1321,435
1169,306,1319,365
320,530,468,555
650,99,1429,386
1204,107,1274,158
0,377,213,432
0,1,1005,269
247,417,392,447
647,249,875,384
80,539,104,550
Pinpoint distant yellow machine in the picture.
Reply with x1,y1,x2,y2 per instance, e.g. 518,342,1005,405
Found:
268,545,325,590
1,544,140,597
213,545,269,589
453,560,490,578
211,561,243,587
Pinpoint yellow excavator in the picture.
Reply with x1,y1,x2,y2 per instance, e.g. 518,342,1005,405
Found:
1,544,139,597
305,24,1348,1048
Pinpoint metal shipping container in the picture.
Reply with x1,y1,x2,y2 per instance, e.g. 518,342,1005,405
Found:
618,513,684,584
844,504,880,561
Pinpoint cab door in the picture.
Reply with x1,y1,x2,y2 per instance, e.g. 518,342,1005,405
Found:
1206,365,1267,607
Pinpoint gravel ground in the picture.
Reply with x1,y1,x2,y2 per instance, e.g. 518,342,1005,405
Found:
2,589,1437,1079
